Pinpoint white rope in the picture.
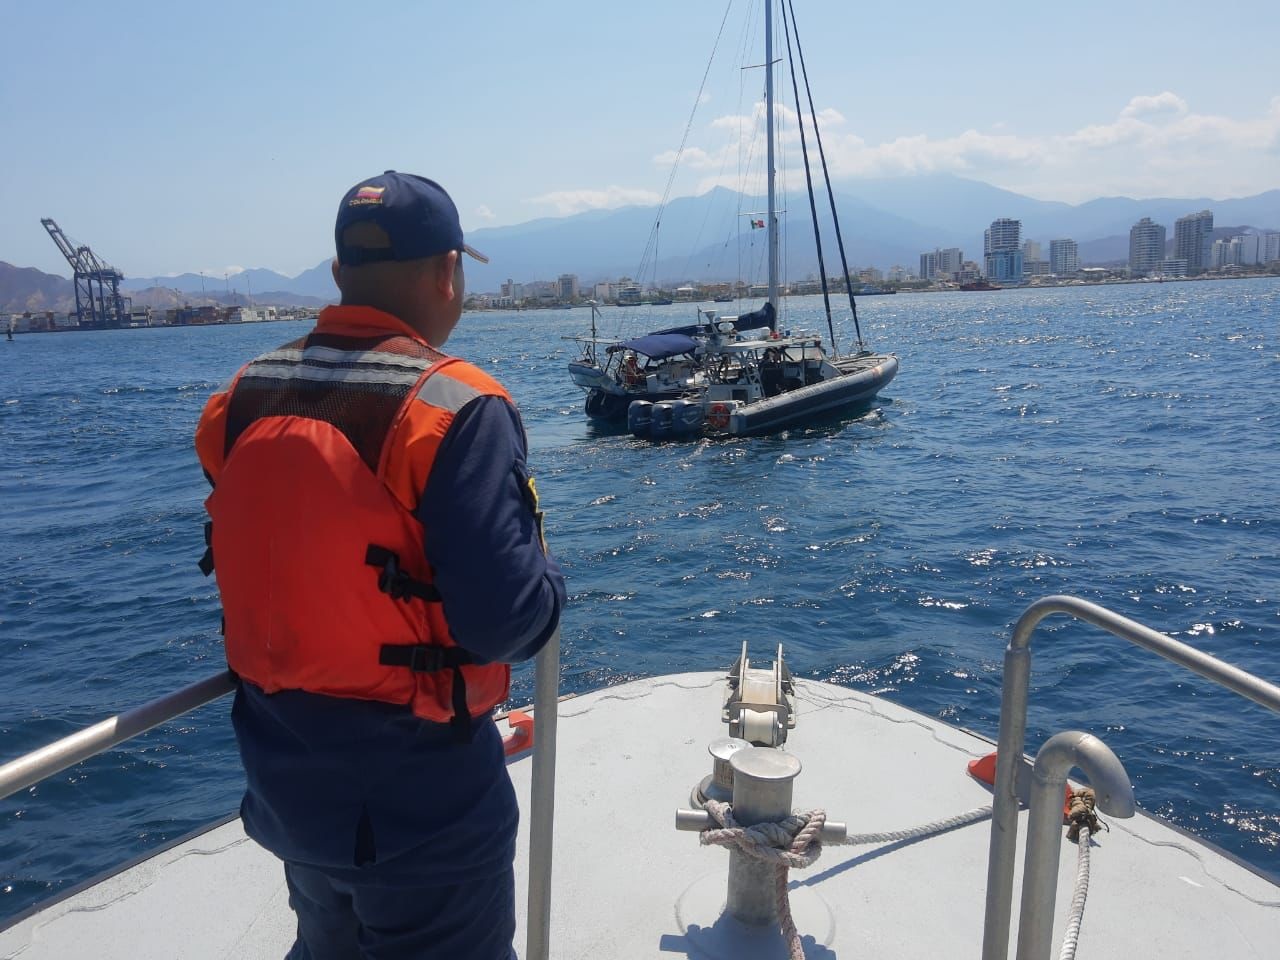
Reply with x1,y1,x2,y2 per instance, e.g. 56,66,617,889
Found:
1057,825,1092,960
837,804,993,845
699,800,994,959
700,798,1096,960
700,799,822,960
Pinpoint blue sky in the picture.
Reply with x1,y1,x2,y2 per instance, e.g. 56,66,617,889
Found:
3,0,1277,279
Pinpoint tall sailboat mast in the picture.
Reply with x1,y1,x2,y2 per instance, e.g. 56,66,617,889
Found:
764,0,779,312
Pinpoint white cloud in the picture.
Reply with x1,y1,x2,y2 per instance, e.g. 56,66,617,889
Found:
653,145,742,172
667,92,1280,203
1120,92,1189,120
474,205,496,221
526,186,661,216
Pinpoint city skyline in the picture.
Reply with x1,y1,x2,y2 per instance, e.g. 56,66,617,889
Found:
2,1,1278,280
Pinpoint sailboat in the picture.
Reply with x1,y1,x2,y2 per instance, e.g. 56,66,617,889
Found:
565,300,776,422
619,0,898,439
566,1,899,437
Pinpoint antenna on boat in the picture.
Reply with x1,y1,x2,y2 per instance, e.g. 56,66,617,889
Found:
586,300,600,365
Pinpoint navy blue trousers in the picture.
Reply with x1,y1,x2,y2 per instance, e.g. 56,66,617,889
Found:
282,861,517,960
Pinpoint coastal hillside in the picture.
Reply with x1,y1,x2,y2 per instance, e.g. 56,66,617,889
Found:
8,178,1280,298
0,263,330,315
0,262,72,313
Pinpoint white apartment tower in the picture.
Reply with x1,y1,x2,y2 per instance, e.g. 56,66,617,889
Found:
1049,239,1079,276
1264,232,1280,263
919,251,937,280
984,219,1022,281
919,246,963,280
985,219,1021,254
1174,210,1214,273
557,273,580,301
1129,218,1166,277
937,247,963,275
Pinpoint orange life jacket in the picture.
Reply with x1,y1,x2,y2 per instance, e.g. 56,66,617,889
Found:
195,309,512,731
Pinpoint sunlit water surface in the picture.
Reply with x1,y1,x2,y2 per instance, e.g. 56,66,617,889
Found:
2,279,1277,919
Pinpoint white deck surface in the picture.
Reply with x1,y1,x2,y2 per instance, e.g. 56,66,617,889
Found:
2,673,1277,958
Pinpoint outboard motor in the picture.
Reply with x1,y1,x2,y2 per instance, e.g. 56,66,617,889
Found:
650,401,675,440
670,399,705,436
627,400,653,437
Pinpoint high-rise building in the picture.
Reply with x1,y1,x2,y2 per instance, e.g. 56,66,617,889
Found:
1210,239,1233,269
1049,239,1079,276
919,247,964,280
937,247,963,276
1129,218,1166,277
919,251,938,280
1232,234,1261,266
1174,210,1214,273
984,219,1023,282
1021,240,1046,277
1210,236,1260,269
1263,232,1280,264
557,273,579,301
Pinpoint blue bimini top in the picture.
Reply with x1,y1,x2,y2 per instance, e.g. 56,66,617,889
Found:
608,333,700,360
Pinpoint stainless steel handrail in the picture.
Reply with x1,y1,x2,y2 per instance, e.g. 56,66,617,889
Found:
525,626,561,960
1016,730,1134,960
0,634,563,960
980,594,1280,960
0,671,237,802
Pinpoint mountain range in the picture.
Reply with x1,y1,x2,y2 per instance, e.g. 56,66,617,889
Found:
5,174,1279,312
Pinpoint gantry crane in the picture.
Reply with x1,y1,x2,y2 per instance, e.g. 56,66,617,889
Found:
40,218,130,329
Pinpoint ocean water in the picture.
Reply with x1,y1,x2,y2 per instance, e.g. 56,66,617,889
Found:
1,279,1277,921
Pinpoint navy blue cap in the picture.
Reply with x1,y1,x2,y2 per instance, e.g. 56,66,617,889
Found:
335,171,489,267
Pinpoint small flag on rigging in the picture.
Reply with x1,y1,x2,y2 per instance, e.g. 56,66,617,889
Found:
750,218,765,229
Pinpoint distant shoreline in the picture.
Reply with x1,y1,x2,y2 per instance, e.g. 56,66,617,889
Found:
6,271,1277,332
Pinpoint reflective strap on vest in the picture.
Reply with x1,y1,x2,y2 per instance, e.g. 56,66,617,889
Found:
378,644,475,741
365,544,442,602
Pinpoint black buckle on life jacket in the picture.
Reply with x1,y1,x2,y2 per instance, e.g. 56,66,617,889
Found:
365,545,442,603
378,644,472,673
198,521,215,577
378,644,476,742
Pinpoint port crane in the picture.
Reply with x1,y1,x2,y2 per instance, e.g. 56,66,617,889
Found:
40,218,130,328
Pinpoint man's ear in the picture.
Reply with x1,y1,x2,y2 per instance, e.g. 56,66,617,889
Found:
435,250,460,300
330,258,341,288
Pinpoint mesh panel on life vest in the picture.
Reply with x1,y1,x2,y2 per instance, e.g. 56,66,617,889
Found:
224,332,445,472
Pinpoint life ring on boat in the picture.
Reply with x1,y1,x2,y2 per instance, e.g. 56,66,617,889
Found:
707,402,732,430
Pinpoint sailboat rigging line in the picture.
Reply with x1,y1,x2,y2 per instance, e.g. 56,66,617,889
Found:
785,0,865,351
780,1,838,357
635,0,736,286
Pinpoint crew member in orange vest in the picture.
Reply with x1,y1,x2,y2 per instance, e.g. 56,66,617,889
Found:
195,171,565,960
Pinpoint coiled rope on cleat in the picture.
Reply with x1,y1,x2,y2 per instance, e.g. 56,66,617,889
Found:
700,800,993,959
700,799,825,960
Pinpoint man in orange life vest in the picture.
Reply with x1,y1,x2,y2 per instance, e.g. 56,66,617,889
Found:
195,171,566,959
